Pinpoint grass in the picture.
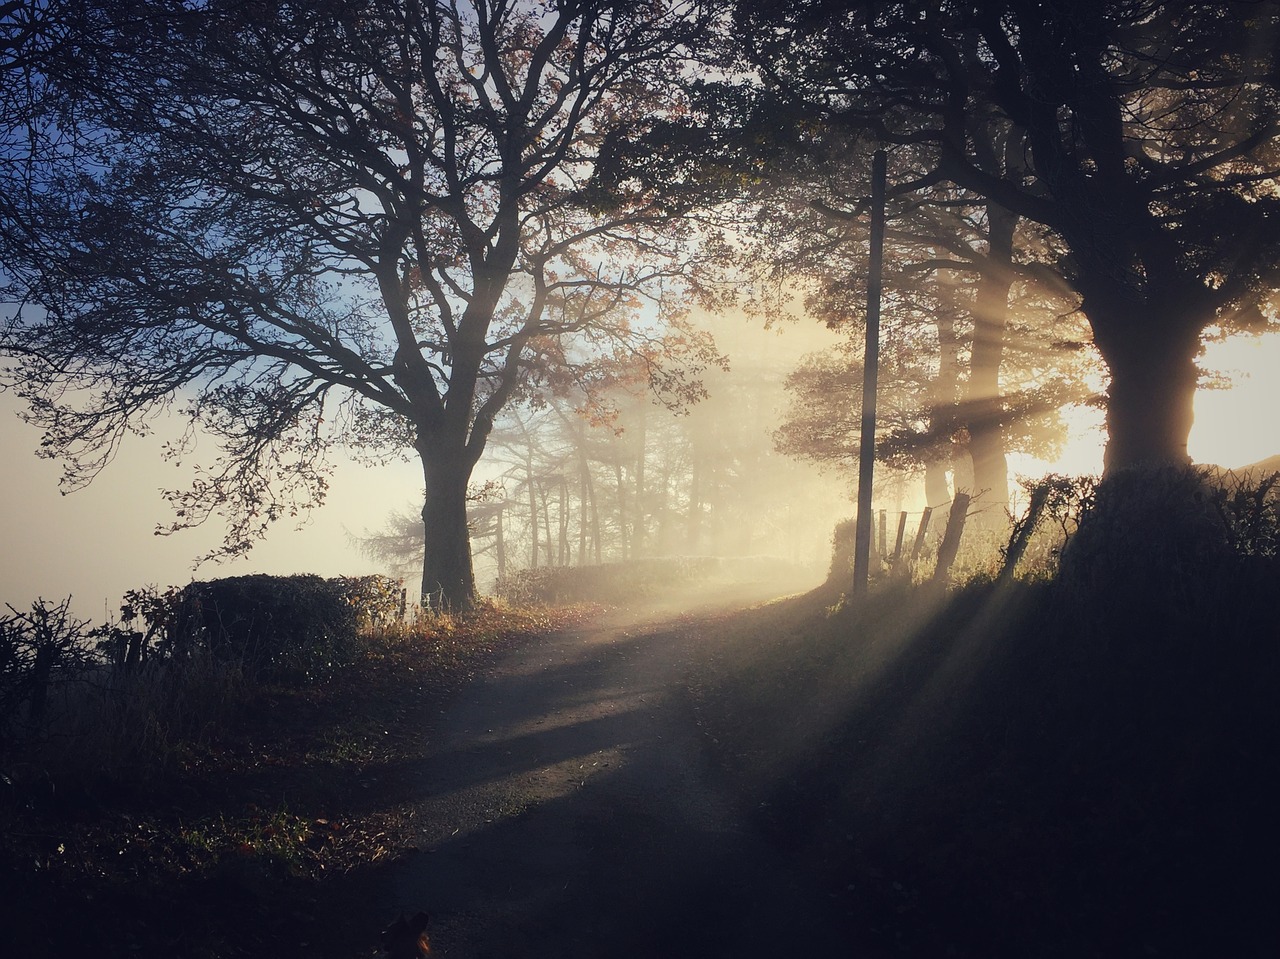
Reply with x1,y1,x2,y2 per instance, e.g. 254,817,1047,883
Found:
685,555,1280,958
0,600,594,958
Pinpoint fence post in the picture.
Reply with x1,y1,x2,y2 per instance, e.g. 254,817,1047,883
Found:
999,485,1050,582
908,506,934,569
878,509,887,559
933,493,972,583
890,511,909,573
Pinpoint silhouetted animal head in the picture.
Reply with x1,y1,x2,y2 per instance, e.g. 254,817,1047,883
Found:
381,912,432,958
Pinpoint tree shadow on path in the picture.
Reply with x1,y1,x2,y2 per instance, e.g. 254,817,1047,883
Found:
380,585,877,958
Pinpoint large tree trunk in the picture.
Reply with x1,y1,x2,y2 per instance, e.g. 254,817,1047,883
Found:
966,204,1016,522
950,446,976,497
419,448,477,611
1094,316,1200,472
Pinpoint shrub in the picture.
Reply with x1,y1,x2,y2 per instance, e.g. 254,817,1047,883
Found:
1208,468,1280,556
1057,466,1231,589
95,585,185,670
333,574,405,629
2,573,405,781
827,519,856,584
171,574,360,683
0,597,97,734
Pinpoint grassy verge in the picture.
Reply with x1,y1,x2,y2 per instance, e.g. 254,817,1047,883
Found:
0,602,592,958
494,555,813,606
687,570,1279,958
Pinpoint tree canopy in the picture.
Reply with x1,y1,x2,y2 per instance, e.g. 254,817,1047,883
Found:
1,0,719,608
732,0,1280,471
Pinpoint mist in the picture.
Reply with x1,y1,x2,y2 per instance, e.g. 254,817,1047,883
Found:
356,308,852,597
5,313,1278,620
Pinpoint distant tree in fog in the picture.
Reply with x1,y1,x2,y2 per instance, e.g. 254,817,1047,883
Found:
669,113,1093,519
361,323,844,585
595,37,1096,523
776,311,1092,511
768,173,1098,516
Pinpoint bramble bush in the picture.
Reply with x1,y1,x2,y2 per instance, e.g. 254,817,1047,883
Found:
1006,466,1280,603
1,573,407,781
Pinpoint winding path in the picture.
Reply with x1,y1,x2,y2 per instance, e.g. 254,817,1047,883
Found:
381,580,872,958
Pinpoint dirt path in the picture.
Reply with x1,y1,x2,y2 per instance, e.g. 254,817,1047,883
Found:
379,580,869,958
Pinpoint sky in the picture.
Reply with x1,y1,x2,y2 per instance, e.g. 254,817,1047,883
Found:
2,326,1277,622
0,394,425,620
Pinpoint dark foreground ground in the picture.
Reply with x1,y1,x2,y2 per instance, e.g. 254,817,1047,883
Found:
0,603,594,958
5,563,1275,957
688,577,1280,959
4,571,860,958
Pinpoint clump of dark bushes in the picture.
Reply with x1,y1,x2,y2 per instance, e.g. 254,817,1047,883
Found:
0,574,403,779
170,574,366,683
1008,465,1280,633
99,573,405,684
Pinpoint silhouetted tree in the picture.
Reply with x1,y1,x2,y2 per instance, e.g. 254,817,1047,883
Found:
730,126,1093,518
0,0,717,609
733,0,1280,472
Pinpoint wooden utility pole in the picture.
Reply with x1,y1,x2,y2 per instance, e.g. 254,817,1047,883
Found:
853,150,888,597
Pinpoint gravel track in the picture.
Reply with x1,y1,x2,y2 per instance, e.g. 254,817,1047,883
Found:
381,581,875,958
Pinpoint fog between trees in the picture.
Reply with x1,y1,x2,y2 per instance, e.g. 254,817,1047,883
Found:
360,312,854,592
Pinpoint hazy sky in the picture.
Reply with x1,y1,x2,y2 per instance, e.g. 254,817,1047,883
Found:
0,395,424,620
2,327,1277,622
